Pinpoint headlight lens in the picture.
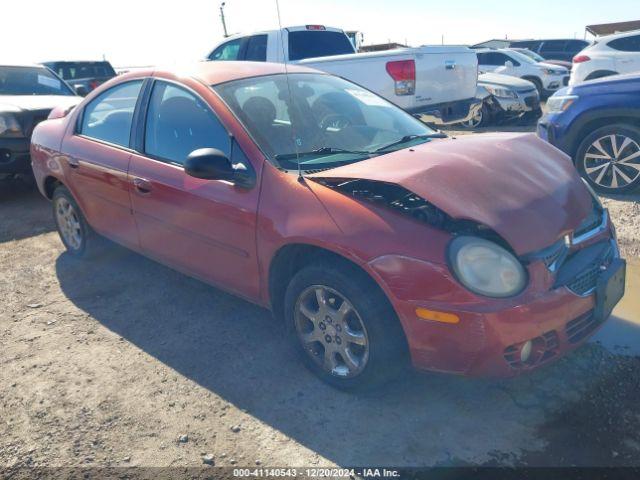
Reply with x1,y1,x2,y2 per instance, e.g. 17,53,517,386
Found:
485,86,517,99
449,236,527,298
0,113,24,138
543,68,564,75
546,95,578,113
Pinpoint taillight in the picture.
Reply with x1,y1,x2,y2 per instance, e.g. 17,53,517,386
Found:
573,55,591,64
386,60,415,96
305,25,326,31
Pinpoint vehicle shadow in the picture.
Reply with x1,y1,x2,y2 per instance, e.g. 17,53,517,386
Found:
0,179,54,243
54,245,640,467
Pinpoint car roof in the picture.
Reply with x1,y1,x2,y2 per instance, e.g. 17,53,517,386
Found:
0,63,48,69
117,61,322,87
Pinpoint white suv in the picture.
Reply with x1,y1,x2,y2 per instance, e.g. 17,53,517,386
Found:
476,48,569,97
570,30,640,85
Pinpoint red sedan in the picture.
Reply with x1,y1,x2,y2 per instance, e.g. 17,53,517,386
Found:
31,62,625,390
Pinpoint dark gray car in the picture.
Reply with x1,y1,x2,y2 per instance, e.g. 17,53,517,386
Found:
43,61,116,96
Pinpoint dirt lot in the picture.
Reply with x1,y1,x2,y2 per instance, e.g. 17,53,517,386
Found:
1,125,639,470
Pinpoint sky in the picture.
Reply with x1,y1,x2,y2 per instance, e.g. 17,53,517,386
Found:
4,0,638,67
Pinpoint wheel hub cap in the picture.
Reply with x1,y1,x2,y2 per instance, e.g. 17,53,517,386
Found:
294,285,369,378
55,198,83,250
584,134,640,190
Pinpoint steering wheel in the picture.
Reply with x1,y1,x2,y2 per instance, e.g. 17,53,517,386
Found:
319,113,352,132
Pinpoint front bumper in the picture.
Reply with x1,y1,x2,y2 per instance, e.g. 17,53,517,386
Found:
0,137,31,176
409,97,483,125
491,88,541,119
369,215,622,377
543,75,571,94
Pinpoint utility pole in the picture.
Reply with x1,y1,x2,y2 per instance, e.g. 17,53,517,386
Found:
220,2,229,37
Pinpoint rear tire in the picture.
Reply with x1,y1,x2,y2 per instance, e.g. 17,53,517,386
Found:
523,77,544,97
575,124,640,194
284,260,408,391
52,186,103,257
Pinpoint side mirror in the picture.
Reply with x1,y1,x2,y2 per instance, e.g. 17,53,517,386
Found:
504,60,514,68
74,85,89,96
185,148,234,181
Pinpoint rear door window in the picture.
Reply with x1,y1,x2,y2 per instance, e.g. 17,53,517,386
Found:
79,80,143,147
208,39,242,61
144,81,230,165
243,35,268,61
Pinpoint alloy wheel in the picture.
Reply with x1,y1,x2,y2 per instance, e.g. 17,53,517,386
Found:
55,197,83,251
294,285,369,378
583,134,640,190
461,108,483,129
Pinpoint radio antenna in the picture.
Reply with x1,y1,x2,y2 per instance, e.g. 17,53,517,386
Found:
275,0,303,181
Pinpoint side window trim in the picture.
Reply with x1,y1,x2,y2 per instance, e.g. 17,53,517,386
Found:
74,79,146,151
138,78,232,167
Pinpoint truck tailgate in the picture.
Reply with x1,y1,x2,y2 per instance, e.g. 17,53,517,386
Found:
412,46,477,106
297,46,477,109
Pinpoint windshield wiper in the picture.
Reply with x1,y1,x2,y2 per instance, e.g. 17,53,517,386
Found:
373,133,447,153
274,147,373,161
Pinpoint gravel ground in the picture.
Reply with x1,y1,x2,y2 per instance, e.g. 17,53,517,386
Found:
1,124,639,471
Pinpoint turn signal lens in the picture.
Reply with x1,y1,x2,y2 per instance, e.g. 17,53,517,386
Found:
415,308,460,324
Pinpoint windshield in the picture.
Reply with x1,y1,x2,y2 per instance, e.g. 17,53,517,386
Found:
516,49,545,62
506,50,536,64
288,31,356,61
0,66,74,96
214,73,436,172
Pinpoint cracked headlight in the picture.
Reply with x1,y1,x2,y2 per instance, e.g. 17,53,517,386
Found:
449,236,527,298
0,113,24,138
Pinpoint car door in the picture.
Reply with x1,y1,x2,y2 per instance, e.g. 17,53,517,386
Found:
127,79,261,299
609,35,640,74
62,79,144,249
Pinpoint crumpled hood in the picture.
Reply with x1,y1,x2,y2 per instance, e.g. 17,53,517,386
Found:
308,133,593,255
479,73,536,90
0,95,80,113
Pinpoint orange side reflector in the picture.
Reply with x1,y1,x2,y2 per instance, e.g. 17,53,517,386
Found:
415,308,460,324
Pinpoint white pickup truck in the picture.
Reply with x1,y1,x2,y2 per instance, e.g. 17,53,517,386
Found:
205,25,480,125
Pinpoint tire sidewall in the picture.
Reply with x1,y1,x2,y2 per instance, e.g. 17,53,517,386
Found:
284,262,406,391
575,124,640,194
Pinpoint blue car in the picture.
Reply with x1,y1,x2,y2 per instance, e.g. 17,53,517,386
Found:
538,73,640,194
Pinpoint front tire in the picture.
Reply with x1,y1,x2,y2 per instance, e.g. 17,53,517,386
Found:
459,102,489,129
52,186,101,257
575,124,640,194
284,261,407,391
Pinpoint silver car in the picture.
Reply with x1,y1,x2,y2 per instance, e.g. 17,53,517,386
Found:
459,73,542,128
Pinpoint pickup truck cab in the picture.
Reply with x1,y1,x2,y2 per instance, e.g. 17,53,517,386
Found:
206,25,480,125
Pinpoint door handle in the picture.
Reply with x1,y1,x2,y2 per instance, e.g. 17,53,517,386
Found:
445,60,456,70
132,177,152,194
68,158,80,169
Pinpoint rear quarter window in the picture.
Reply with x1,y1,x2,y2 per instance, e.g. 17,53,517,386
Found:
79,80,143,147
288,30,355,61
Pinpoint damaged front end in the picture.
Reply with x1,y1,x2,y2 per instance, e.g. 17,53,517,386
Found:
313,177,508,246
